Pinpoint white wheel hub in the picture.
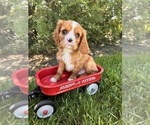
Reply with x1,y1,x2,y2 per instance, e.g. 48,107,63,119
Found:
36,105,54,118
86,83,99,95
13,105,28,118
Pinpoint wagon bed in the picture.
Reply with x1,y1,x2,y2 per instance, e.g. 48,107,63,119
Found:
35,65,104,96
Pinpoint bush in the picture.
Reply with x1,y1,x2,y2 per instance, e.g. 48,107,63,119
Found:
0,0,28,55
123,0,150,42
29,0,122,55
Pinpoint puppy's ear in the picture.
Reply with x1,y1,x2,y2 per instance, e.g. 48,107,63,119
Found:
52,19,64,46
79,29,90,54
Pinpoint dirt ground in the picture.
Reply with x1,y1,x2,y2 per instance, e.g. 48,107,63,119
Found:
0,55,27,82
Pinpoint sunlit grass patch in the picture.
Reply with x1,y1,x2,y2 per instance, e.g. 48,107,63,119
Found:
123,52,150,124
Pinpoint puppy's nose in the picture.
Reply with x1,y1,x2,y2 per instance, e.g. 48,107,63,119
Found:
68,38,73,43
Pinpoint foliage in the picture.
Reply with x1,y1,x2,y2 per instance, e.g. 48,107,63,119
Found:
29,0,122,55
123,0,150,42
29,53,122,124
0,0,28,55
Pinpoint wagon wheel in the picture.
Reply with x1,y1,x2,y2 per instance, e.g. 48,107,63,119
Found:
86,83,99,95
34,100,56,119
9,100,28,118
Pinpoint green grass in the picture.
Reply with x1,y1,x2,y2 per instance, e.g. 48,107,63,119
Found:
2,52,149,124
122,52,150,125
29,53,122,125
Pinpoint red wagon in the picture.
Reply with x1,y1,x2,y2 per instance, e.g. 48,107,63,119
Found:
0,68,28,119
11,68,28,94
30,65,104,118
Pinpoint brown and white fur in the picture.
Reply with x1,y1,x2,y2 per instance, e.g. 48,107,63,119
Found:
50,19,98,83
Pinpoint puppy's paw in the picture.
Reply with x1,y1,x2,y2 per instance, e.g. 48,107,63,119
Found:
50,77,57,83
68,78,74,81
68,75,76,81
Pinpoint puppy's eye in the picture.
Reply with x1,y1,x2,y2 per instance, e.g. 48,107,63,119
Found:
75,33,80,38
62,29,68,35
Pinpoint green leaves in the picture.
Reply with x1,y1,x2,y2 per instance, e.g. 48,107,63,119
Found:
0,0,28,54
29,0,122,55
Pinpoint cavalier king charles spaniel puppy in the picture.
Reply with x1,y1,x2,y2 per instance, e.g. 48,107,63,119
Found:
50,19,98,83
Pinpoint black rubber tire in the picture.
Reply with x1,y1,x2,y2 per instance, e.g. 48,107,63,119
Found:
9,100,28,118
34,100,56,119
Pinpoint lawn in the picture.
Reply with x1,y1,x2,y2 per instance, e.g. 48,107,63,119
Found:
122,52,150,124
29,53,122,125
1,52,149,124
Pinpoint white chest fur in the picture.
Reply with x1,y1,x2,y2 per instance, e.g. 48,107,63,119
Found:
62,48,74,71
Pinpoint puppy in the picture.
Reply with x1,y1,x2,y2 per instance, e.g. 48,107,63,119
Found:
50,20,98,83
